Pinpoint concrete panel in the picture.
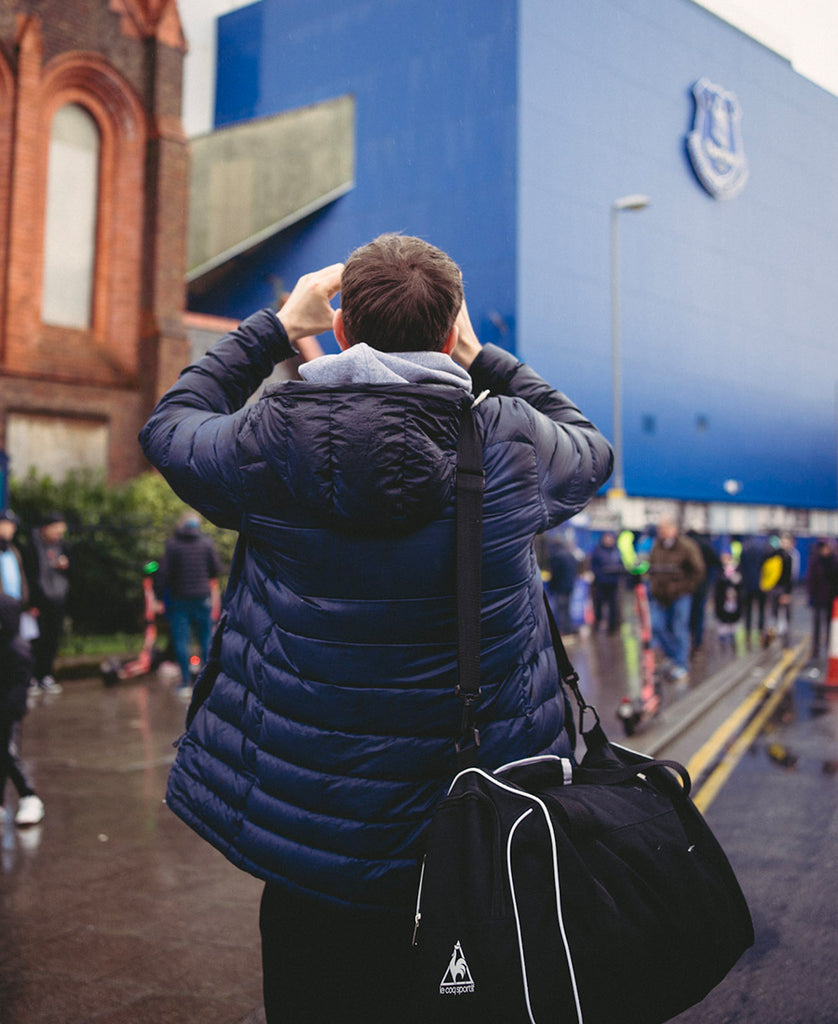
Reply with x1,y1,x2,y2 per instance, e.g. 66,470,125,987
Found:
187,95,355,278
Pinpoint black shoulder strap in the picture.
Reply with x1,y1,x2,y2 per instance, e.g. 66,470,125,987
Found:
454,399,485,766
454,396,598,766
542,589,599,739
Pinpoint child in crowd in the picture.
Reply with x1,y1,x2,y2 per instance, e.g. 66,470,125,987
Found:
714,551,743,647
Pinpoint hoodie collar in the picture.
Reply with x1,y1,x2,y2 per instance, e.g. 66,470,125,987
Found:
298,343,472,391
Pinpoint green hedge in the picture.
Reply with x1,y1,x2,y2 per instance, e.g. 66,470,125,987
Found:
10,470,237,635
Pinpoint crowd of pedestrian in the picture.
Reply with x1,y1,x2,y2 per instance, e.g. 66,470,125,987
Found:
542,521,838,676
1,505,225,832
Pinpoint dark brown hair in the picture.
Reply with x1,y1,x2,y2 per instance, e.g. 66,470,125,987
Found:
340,234,463,352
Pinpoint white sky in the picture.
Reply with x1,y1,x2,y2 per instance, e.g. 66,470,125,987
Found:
693,0,838,97
179,0,253,137
177,0,838,136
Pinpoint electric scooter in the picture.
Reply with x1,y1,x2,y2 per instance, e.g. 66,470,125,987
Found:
615,530,662,736
616,571,662,735
100,563,167,686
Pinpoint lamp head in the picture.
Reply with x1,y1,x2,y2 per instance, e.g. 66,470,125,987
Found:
613,194,651,211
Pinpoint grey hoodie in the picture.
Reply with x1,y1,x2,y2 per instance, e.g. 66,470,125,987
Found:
298,342,472,390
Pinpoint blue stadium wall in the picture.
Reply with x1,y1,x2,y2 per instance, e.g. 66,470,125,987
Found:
207,0,518,356
205,0,838,511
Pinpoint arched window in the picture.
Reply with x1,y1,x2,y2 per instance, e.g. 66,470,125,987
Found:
41,103,100,329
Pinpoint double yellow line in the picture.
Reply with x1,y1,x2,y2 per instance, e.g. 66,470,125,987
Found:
687,641,809,813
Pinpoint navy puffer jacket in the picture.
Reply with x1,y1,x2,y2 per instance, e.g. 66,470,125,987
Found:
139,309,612,911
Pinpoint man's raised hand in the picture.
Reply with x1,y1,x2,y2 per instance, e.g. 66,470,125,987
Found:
277,264,343,342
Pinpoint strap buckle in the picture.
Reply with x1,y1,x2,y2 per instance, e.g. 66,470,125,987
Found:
455,685,482,759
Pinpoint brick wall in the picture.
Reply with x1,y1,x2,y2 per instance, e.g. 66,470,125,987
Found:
0,1,189,482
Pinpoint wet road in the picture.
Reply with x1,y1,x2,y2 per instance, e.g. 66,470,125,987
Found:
1,593,836,1023
574,595,838,1023
668,666,838,1024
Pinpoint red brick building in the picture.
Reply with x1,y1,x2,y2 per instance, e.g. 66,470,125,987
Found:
0,0,189,483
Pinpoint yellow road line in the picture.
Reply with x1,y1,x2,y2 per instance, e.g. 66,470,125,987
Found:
690,641,808,813
686,646,798,782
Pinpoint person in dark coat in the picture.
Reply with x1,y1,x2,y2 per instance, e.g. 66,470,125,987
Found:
23,511,70,695
155,513,222,695
0,510,42,826
546,534,579,633
139,234,613,1023
0,599,38,824
738,535,773,642
590,531,624,634
807,539,838,660
686,530,722,652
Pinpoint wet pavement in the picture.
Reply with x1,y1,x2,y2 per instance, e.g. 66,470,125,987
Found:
1,679,266,1024
1,591,836,1023
560,590,775,737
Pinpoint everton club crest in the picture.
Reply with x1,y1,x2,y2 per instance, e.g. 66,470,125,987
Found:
687,78,748,200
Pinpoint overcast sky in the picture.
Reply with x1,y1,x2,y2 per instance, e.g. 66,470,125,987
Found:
694,0,838,98
178,0,252,137
177,0,838,137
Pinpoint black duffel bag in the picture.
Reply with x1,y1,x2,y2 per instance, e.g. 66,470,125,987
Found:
411,405,754,1023
411,718,754,1023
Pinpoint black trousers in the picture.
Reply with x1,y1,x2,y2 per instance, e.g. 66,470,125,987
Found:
593,581,620,631
743,589,766,634
3,721,35,798
31,600,65,682
260,884,420,1023
812,603,832,658
1,635,35,801
1,714,37,804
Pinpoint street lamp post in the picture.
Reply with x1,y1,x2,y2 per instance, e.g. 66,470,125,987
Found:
610,193,650,498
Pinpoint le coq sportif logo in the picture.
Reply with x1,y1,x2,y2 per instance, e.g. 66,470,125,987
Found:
439,941,475,995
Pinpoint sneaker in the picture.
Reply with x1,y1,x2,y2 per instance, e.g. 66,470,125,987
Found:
39,676,63,695
176,685,193,701
15,795,45,827
669,666,689,682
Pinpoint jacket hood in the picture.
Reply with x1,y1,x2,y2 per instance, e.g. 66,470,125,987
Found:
298,342,472,391
253,381,470,536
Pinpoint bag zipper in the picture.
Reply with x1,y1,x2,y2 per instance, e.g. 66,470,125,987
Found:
412,855,426,947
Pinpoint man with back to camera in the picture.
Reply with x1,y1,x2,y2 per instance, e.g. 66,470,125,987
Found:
155,511,222,698
140,233,613,1022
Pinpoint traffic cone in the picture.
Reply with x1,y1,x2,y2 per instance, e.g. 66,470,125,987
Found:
826,597,838,687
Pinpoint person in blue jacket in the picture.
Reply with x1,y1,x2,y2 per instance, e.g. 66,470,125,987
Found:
139,234,613,1023
590,531,624,634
